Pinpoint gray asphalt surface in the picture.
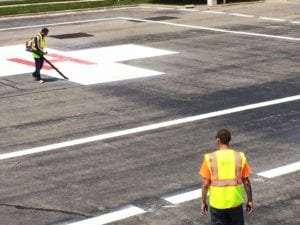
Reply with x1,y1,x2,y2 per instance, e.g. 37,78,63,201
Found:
0,1,299,225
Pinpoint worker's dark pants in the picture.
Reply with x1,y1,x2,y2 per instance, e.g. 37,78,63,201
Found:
32,57,44,81
210,205,244,225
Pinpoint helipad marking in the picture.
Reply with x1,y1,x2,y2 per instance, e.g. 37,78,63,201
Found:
203,10,226,14
0,17,118,31
0,44,177,85
162,161,300,205
229,13,254,18
68,204,145,225
259,17,286,22
120,17,300,41
163,189,201,204
8,58,52,70
0,95,299,160
257,161,300,178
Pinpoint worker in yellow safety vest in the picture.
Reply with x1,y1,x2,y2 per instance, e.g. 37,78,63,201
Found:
199,128,253,225
32,27,49,84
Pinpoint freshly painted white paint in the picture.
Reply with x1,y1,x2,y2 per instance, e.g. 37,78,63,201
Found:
163,189,202,204
0,95,299,160
68,205,145,225
0,0,104,8
0,44,177,85
229,13,255,18
120,17,300,41
257,162,300,178
203,10,226,14
0,17,118,31
259,17,286,22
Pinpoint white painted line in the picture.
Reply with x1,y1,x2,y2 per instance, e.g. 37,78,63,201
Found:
68,204,145,225
178,8,198,12
163,189,201,204
3,16,299,42
0,0,104,8
203,10,226,15
229,13,254,18
155,7,175,10
257,162,300,178
120,17,300,41
0,17,118,31
259,17,286,22
291,21,300,24
1,95,299,160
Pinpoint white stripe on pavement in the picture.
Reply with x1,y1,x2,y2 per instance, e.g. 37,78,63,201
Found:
68,205,145,225
162,161,300,205
259,17,286,22
0,0,104,8
163,189,202,204
120,17,300,41
229,13,255,18
0,95,299,160
257,161,300,178
203,10,226,14
0,17,118,31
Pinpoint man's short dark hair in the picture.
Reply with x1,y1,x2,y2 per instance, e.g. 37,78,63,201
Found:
41,27,49,34
216,129,231,145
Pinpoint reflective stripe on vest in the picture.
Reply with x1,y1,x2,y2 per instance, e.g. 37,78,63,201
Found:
210,179,243,186
32,33,45,58
210,152,217,179
235,151,242,178
206,150,246,209
209,151,242,187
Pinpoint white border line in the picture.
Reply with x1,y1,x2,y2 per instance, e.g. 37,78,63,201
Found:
229,13,254,18
259,17,286,22
163,189,202,204
163,161,300,205
203,10,226,15
0,0,104,8
1,95,299,161
0,17,118,31
257,162,300,178
68,204,145,225
3,16,299,41
120,17,300,41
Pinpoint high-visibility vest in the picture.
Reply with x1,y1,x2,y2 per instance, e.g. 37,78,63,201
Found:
32,33,45,59
204,149,246,209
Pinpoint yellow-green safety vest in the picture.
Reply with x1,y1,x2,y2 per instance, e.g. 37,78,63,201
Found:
204,149,246,209
32,33,46,59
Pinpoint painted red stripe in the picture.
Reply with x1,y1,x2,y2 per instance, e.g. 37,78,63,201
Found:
7,58,52,70
47,53,96,65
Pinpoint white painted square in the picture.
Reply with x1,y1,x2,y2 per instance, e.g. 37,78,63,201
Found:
0,44,177,85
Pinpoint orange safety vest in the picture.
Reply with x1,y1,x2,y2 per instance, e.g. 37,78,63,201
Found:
204,149,246,209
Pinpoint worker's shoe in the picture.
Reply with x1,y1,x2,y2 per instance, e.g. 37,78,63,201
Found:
37,79,44,84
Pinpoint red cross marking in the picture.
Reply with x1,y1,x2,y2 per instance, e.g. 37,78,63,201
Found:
8,58,52,70
7,53,96,70
47,53,96,65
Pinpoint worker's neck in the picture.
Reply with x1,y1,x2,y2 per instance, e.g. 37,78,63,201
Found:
218,144,230,150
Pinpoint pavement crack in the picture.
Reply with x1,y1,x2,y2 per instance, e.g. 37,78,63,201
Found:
0,203,89,218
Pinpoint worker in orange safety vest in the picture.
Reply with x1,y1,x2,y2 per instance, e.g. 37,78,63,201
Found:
199,128,253,225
